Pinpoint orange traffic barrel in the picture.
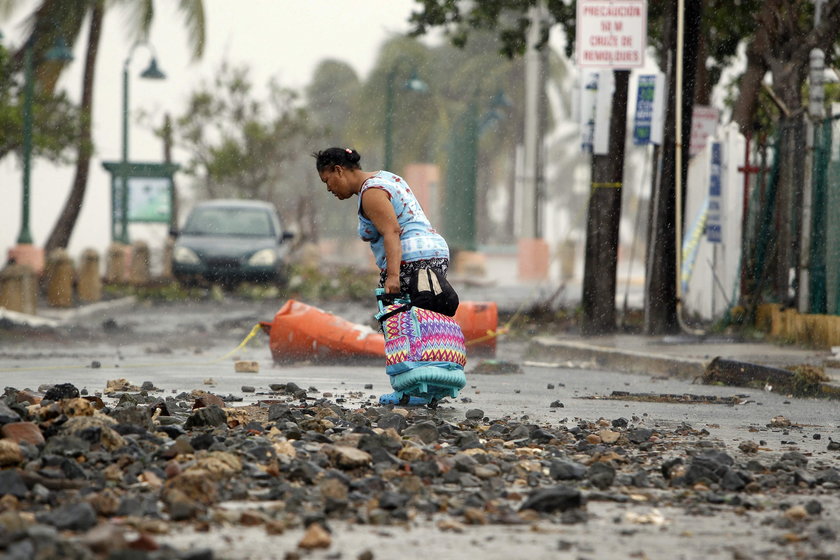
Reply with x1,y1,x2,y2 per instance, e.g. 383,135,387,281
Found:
264,300,385,362
454,301,498,355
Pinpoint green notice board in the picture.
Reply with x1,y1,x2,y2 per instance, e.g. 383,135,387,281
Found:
102,161,179,242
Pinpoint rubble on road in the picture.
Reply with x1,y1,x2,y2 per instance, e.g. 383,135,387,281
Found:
0,380,839,559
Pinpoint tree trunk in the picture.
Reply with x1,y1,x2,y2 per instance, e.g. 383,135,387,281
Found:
44,2,103,253
581,70,629,335
644,0,702,335
730,30,768,135
163,113,179,232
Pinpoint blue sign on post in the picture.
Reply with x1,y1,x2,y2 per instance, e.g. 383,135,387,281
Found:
633,75,656,145
707,141,722,243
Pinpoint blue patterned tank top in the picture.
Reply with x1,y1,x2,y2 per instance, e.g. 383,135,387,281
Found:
358,171,449,270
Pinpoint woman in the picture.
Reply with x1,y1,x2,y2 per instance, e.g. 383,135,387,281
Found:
313,147,450,297
313,147,464,406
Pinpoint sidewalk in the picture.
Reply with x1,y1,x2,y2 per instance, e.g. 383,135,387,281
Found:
527,333,840,389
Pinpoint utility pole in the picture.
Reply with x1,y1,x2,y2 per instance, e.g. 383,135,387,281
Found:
517,0,549,281
801,0,826,312
644,0,702,335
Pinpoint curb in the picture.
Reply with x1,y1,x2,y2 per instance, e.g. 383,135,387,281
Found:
4,296,138,327
527,336,708,380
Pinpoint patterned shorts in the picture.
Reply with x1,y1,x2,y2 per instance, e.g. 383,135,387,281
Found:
379,257,449,294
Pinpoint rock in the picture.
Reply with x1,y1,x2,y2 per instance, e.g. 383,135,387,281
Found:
402,421,439,444
627,428,653,444
0,439,23,466
241,386,256,393
784,505,808,521
1,421,45,446
37,502,98,531
298,522,331,549
377,413,408,433
193,391,226,409
779,451,808,468
519,486,583,513
43,383,80,401
598,429,620,444
105,378,140,394
769,415,791,428
61,398,95,417
234,360,260,373
185,405,227,429
0,469,28,498
109,404,153,431
549,459,587,481
587,462,616,489
378,491,409,511
326,445,372,469
549,400,564,408
80,522,128,555
474,464,501,479
0,400,22,424
739,440,759,453
465,409,484,420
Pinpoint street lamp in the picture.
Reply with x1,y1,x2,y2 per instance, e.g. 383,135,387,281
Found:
116,42,165,244
443,89,510,252
384,67,428,171
17,36,74,246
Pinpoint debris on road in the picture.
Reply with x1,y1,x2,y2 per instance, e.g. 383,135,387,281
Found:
1,379,839,559
584,391,749,405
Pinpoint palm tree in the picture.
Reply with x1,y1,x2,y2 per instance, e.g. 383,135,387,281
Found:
2,0,206,253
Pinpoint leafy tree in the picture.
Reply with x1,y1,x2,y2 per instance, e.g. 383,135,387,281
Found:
1,0,206,252
169,61,311,202
0,31,80,165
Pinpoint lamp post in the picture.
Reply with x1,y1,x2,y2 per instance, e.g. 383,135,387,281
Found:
116,42,165,244
383,67,427,171
16,36,74,246
443,90,510,252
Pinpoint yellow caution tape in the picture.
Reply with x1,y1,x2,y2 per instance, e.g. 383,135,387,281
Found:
0,323,266,373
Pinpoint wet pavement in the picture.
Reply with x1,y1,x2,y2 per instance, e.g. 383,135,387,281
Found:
0,294,839,559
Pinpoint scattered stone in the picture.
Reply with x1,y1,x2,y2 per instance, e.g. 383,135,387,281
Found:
234,360,260,373
43,383,80,401
241,385,256,393
465,408,484,420
326,445,372,469
0,375,834,559
1,421,45,446
184,405,227,429
104,378,140,393
520,486,583,513
0,439,23,466
0,400,22,423
298,522,331,549
549,400,564,408
769,416,792,428
37,502,98,531
0,469,28,497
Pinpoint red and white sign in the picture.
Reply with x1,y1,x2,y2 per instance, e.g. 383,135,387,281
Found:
690,105,720,157
576,0,647,69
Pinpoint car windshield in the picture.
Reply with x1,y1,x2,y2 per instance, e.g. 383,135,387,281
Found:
183,207,276,237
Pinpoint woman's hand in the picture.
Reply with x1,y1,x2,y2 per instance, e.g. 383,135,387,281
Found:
384,274,401,294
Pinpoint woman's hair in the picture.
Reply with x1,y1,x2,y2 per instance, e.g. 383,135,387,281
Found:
312,147,362,172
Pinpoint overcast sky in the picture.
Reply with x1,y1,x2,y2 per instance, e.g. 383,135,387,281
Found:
1,0,421,259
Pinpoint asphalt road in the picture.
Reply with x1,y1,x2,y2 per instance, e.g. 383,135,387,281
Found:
2,296,839,559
